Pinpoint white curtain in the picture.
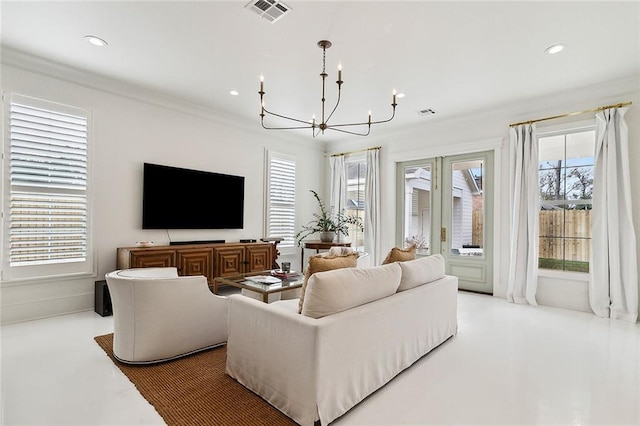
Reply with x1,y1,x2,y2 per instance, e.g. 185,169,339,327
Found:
591,107,638,323
329,155,346,233
365,149,381,265
507,124,539,306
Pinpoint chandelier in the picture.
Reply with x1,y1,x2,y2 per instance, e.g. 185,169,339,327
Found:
259,40,398,137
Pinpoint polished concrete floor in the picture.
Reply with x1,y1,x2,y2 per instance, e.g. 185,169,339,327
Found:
1,291,639,425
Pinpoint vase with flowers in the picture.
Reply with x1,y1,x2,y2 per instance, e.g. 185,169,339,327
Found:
295,190,363,245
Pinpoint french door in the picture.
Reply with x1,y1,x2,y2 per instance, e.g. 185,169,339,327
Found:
396,151,494,293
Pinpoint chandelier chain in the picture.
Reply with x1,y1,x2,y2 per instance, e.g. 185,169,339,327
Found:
322,44,326,75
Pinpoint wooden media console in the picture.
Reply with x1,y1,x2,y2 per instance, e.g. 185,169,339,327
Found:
116,241,273,288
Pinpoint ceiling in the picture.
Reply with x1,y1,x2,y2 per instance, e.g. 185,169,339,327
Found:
2,1,639,141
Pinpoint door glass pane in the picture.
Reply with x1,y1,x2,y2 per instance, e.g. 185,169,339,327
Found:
450,159,484,257
403,164,431,255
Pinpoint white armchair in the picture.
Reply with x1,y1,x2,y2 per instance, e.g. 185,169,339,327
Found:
105,267,227,364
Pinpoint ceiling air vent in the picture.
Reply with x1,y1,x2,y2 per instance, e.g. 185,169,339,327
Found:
245,0,291,23
418,109,436,116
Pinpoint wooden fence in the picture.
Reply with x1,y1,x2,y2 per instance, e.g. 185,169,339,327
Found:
471,209,591,261
472,211,483,246
539,209,591,261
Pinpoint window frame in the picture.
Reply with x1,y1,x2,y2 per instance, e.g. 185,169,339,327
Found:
264,150,296,255
2,92,95,282
536,121,595,274
344,153,366,251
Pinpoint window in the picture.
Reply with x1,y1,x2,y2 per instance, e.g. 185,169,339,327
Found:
538,127,595,273
265,151,296,253
345,156,365,251
2,93,92,281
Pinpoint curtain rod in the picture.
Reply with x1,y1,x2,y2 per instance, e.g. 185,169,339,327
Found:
329,146,381,158
509,101,632,128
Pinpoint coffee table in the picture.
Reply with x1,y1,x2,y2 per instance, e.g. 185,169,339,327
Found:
213,270,304,303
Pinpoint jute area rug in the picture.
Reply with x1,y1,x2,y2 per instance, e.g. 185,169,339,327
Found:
94,334,295,426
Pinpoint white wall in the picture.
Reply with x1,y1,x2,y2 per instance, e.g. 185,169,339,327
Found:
0,56,324,324
325,76,640,318
2,52,638,323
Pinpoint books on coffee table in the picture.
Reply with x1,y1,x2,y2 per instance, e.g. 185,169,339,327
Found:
245,275,282,285
271,270,301,279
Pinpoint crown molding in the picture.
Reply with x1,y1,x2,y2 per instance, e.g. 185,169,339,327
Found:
1,46,322,150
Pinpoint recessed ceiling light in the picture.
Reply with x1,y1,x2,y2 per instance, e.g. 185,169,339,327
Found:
545,44,565,54
230,90,239,96
84,35,108,47
396,93,406,99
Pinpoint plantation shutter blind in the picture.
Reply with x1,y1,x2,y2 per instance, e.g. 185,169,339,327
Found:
267,153,296,251
9,98,88,266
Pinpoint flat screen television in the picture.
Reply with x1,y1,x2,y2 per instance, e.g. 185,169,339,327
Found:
142,163,244,229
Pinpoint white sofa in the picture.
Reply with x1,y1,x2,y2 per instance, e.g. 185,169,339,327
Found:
105,267,227,364
226,255,458,425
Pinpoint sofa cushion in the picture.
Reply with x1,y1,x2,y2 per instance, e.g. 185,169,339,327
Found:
301,263,402,319
397,254,446,291
381,244,417,264
298,253,359,313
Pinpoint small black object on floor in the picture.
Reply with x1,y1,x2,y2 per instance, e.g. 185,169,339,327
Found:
95,280,112,317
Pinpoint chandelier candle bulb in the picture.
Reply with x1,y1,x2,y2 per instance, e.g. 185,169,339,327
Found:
260,75,264,92
338,62,342,81
393,89,397,104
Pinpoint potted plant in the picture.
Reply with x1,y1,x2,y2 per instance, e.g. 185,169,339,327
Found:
295,190,363,245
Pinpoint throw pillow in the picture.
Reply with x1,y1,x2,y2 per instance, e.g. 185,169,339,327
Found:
301,263,402,319
381,244,417,264
298,252,358,313
397,254,446,291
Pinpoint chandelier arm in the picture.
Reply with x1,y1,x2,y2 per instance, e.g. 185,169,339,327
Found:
326,125,371,137
262,107,316,126
324,85,342,125
326,122,373,128
326,106,397,128
368,107,397,125
262,123,314,130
